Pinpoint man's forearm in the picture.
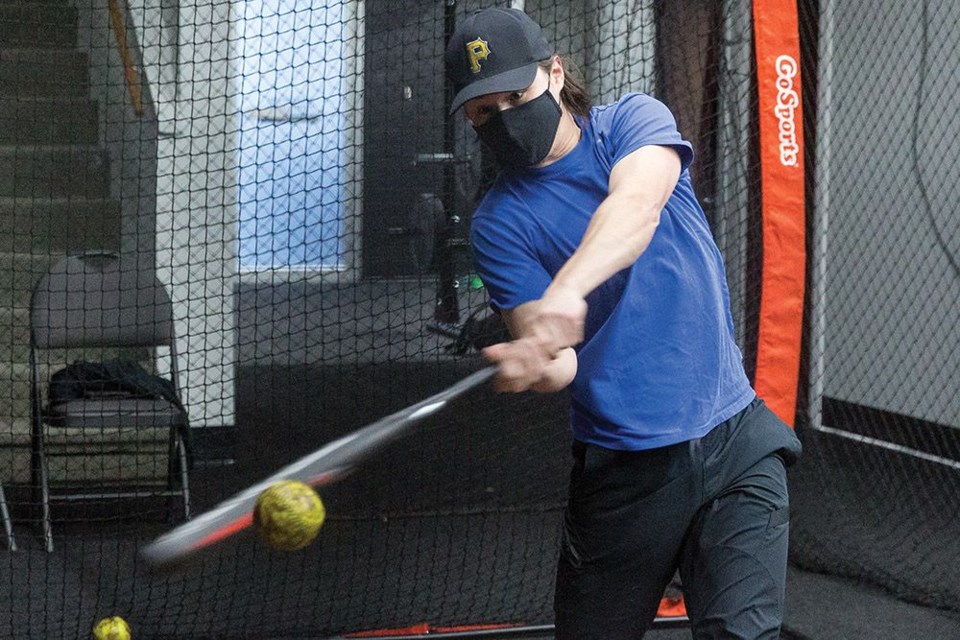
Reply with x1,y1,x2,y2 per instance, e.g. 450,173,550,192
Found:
547,144,680,300
548,193,660,299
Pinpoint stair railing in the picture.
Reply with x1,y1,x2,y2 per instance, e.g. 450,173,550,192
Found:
107,0,143,116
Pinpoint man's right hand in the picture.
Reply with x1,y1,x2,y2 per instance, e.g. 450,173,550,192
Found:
484,288,586,393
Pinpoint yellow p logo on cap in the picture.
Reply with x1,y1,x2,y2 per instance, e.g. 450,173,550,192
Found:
466,38,490,73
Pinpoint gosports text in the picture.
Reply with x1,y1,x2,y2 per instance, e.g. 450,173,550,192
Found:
774,54,800,167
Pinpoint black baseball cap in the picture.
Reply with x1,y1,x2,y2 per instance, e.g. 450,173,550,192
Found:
445,8,553,114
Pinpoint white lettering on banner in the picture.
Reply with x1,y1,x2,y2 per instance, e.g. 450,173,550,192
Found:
774,55,800,167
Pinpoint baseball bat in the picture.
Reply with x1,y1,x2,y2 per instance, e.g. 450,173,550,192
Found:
141,365,498,569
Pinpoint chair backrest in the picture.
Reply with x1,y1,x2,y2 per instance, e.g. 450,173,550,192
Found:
30,253,175,350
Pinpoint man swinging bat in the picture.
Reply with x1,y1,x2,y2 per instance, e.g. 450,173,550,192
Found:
445,8,802,639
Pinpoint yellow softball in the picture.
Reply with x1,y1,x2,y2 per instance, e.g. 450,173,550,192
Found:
253,480,326,551
91,616,131,640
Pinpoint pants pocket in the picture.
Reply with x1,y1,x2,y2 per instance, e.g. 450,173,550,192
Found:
768,505,790,528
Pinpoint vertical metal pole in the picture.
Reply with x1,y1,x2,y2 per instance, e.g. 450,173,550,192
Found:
435,0,461,324
809,0,833,433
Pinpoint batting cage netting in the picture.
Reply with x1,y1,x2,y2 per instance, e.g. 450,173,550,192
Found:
0,0,957,638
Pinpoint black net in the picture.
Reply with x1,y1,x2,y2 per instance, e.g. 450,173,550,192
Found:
790,0,960,614
0,0,957,638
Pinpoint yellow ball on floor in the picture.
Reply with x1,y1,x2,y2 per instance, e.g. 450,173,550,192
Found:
92,616,131,640
254,480,326,551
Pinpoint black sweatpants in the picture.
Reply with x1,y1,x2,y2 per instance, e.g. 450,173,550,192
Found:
554,397,803,640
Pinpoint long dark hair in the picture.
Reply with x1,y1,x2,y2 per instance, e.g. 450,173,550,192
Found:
541,55,592,119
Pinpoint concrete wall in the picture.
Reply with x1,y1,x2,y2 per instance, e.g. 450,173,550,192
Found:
126,0,237,427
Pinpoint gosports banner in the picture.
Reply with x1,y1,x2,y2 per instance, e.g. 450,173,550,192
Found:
752,0,806,427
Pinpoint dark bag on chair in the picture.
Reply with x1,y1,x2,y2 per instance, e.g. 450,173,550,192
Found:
49,359,184,412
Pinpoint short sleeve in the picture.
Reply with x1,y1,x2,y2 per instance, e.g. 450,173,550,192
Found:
470,208,552,312
605,93,694,172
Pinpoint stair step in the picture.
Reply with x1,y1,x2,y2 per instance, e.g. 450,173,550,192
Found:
0,251,57,309
0,362,32,423
0,313,135,366
0,145,108,198
0,97,98,144
0,311,110,363
0,307,30,362
0,419,31,483
2,0,74,5
0,419,171,484
0,4,78,48
0,196,120,253
0,49,88,97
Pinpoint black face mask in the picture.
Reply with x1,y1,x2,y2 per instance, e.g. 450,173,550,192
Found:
474,87,562,170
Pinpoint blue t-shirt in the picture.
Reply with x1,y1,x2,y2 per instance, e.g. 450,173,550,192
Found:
470,93,755,450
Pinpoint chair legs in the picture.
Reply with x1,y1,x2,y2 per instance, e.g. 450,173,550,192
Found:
177,433,191,520
0,482,16,551
32,427,54,552
35,425,191,551
167,427,191,522
38,445,53,553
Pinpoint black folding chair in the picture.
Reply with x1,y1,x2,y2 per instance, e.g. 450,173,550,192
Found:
30,252,190,551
